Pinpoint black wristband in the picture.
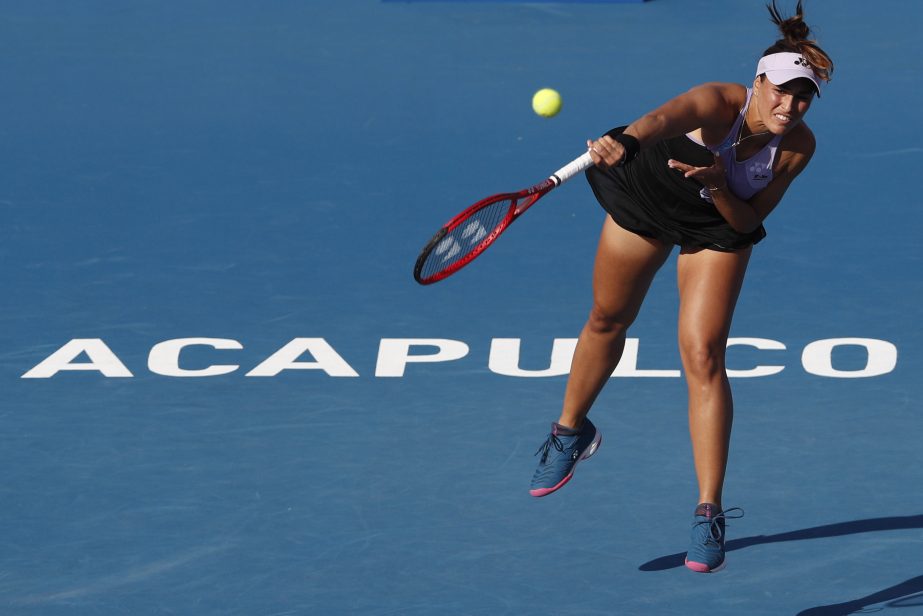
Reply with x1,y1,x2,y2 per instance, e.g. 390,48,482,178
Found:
612,132,640,164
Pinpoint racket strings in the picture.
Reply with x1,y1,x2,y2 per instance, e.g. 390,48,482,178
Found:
419,198,515,279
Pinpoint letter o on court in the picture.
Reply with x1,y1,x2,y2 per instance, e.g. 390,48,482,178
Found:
801,338,897,378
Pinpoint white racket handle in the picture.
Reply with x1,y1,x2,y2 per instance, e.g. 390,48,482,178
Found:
549,151,594,186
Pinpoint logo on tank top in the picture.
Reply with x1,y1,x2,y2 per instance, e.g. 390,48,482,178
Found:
748,162,770,182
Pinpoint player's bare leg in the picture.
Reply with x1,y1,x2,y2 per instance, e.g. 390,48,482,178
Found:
557,217,672,429
676,245,751,507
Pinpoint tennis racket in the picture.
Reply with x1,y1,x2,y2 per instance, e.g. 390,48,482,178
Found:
413,151,594,285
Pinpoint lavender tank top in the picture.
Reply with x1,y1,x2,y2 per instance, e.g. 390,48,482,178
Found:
686,88,782,202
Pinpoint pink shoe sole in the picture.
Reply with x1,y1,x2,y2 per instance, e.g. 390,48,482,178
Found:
684,558,727,573
528,434,601,498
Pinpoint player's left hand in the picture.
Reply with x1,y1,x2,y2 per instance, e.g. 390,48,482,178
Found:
667,151,726,189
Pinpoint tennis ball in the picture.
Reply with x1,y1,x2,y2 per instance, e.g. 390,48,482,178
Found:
532,88,562,118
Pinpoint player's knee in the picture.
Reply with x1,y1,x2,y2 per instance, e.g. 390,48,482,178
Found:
680,339,726,381
587,304,632,336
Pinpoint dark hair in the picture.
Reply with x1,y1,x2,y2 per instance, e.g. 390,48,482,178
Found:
763,0,834,83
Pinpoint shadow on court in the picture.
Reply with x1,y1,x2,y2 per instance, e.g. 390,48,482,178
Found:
639,513,923,572
796,576,923,615
640,514,923,614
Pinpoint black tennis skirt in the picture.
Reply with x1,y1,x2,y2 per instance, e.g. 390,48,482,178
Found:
586,128,766,252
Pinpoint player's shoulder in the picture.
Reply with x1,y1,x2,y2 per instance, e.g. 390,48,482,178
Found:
684,82,747,128
783,121,816,157
690,82,748,106
777,122,816,175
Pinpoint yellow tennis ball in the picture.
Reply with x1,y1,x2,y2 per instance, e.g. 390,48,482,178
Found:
532,88,562,118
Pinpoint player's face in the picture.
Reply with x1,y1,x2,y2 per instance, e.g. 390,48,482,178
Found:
754,76,815,134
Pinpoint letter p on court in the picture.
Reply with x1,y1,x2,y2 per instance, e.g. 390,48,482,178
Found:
375,338,469,377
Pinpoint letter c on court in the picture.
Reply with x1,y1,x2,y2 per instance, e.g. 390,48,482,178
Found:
148,338,243,377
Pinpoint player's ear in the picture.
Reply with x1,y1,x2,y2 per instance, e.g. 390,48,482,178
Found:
753,75,762,91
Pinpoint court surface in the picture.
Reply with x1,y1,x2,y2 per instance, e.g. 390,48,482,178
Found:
1,1,921,614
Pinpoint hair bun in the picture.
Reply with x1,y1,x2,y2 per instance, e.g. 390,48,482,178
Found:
762,1,834,84
769,0,810,42
781,16,811,42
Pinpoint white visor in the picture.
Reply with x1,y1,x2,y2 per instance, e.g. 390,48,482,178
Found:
756,52,822,97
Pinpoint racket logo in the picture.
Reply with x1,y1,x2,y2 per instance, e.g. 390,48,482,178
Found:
433,220,490,264
460,219,489,244
434,236,462,262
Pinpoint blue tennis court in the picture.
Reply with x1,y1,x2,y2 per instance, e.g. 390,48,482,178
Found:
1,1,921,614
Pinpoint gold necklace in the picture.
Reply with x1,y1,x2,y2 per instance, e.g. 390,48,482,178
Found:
730,95,770,149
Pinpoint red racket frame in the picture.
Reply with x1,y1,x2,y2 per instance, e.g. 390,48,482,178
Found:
413,151,594,285
413,178,555,285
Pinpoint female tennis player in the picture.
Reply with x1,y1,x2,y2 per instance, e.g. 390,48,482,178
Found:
529,1,834,573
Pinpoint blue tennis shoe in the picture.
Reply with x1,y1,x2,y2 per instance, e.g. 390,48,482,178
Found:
529,418,601,497
684,503,744,572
